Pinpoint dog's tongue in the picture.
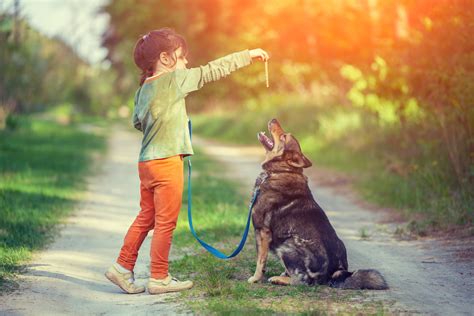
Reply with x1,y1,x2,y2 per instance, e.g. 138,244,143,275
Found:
258,132,274,150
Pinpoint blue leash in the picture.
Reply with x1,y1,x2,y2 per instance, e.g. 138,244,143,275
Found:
186,120,259,259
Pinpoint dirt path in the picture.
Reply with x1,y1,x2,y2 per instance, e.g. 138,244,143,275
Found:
1,126,190,315
192,136,474,316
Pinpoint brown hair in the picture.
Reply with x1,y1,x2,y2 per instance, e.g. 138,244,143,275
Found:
133,28,188,86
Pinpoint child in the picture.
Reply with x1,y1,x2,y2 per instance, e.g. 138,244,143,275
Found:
105,27,269,295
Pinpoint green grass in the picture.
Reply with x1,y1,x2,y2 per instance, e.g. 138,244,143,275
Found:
191,107,473,231
169,148,391,314
0,115,106,286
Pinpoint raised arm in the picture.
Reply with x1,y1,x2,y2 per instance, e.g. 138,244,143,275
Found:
174,49,261,96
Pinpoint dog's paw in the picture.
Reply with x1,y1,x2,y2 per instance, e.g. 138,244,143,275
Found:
247,275,262,284
268,276,291,286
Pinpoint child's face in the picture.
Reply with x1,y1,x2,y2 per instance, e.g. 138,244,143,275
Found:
173,46,188,70
157,46,188,73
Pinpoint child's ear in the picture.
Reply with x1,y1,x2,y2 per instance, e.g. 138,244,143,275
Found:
159,52,170,65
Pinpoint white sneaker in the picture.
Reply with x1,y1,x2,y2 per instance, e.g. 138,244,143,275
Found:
147,274,193,294
105,265,145,294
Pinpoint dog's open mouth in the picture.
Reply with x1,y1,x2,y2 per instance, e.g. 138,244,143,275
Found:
258,131,274,151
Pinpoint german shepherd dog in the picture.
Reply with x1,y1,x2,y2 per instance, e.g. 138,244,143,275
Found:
247,119,388,290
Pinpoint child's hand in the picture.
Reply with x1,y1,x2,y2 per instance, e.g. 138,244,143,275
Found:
249,49,270,62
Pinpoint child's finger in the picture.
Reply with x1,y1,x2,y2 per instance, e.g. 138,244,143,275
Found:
262,51,270,61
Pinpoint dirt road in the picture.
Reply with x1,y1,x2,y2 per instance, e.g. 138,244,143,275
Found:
1,127,190,315
192,136,474,316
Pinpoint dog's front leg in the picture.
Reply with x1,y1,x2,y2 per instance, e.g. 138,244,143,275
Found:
248,228,271,283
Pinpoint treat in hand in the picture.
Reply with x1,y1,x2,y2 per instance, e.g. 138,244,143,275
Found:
249,48,270,62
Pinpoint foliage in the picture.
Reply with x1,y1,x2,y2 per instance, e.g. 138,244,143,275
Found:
101,0,473,188
0,13,120,128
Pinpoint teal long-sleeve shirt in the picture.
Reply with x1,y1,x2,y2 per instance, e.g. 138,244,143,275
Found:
132,49,253,162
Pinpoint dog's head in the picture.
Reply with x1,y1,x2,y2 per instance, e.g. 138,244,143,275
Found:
257,119,312,171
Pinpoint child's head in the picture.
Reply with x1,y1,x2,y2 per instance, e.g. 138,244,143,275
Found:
133,27,188,85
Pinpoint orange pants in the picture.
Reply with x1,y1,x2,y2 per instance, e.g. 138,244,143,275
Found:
117,155,184,279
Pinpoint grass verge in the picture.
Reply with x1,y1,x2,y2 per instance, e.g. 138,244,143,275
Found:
170,148,391,314
0,115,106,288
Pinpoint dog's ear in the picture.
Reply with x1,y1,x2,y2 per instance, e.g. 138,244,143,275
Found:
287,152,312,168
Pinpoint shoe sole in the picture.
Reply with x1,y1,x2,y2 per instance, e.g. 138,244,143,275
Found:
105,271,144,294
148,284,193,295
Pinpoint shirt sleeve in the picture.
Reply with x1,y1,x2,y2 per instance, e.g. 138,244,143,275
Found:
132,89,143,131
132,111,142,131
174,49,252,96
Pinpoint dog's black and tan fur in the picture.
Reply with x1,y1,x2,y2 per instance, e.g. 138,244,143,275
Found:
248,119,388,290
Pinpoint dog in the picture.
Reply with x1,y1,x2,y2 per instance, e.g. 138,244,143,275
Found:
247,118,388,290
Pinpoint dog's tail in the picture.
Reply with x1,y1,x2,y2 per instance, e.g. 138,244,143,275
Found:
329,269,388,290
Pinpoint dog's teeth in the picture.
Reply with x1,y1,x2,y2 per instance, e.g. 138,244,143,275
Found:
258,131,275,150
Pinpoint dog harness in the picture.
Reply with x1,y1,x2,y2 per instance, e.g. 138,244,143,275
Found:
186,120,262,259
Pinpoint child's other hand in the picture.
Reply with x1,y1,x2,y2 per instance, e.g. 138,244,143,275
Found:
249,49,270,62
